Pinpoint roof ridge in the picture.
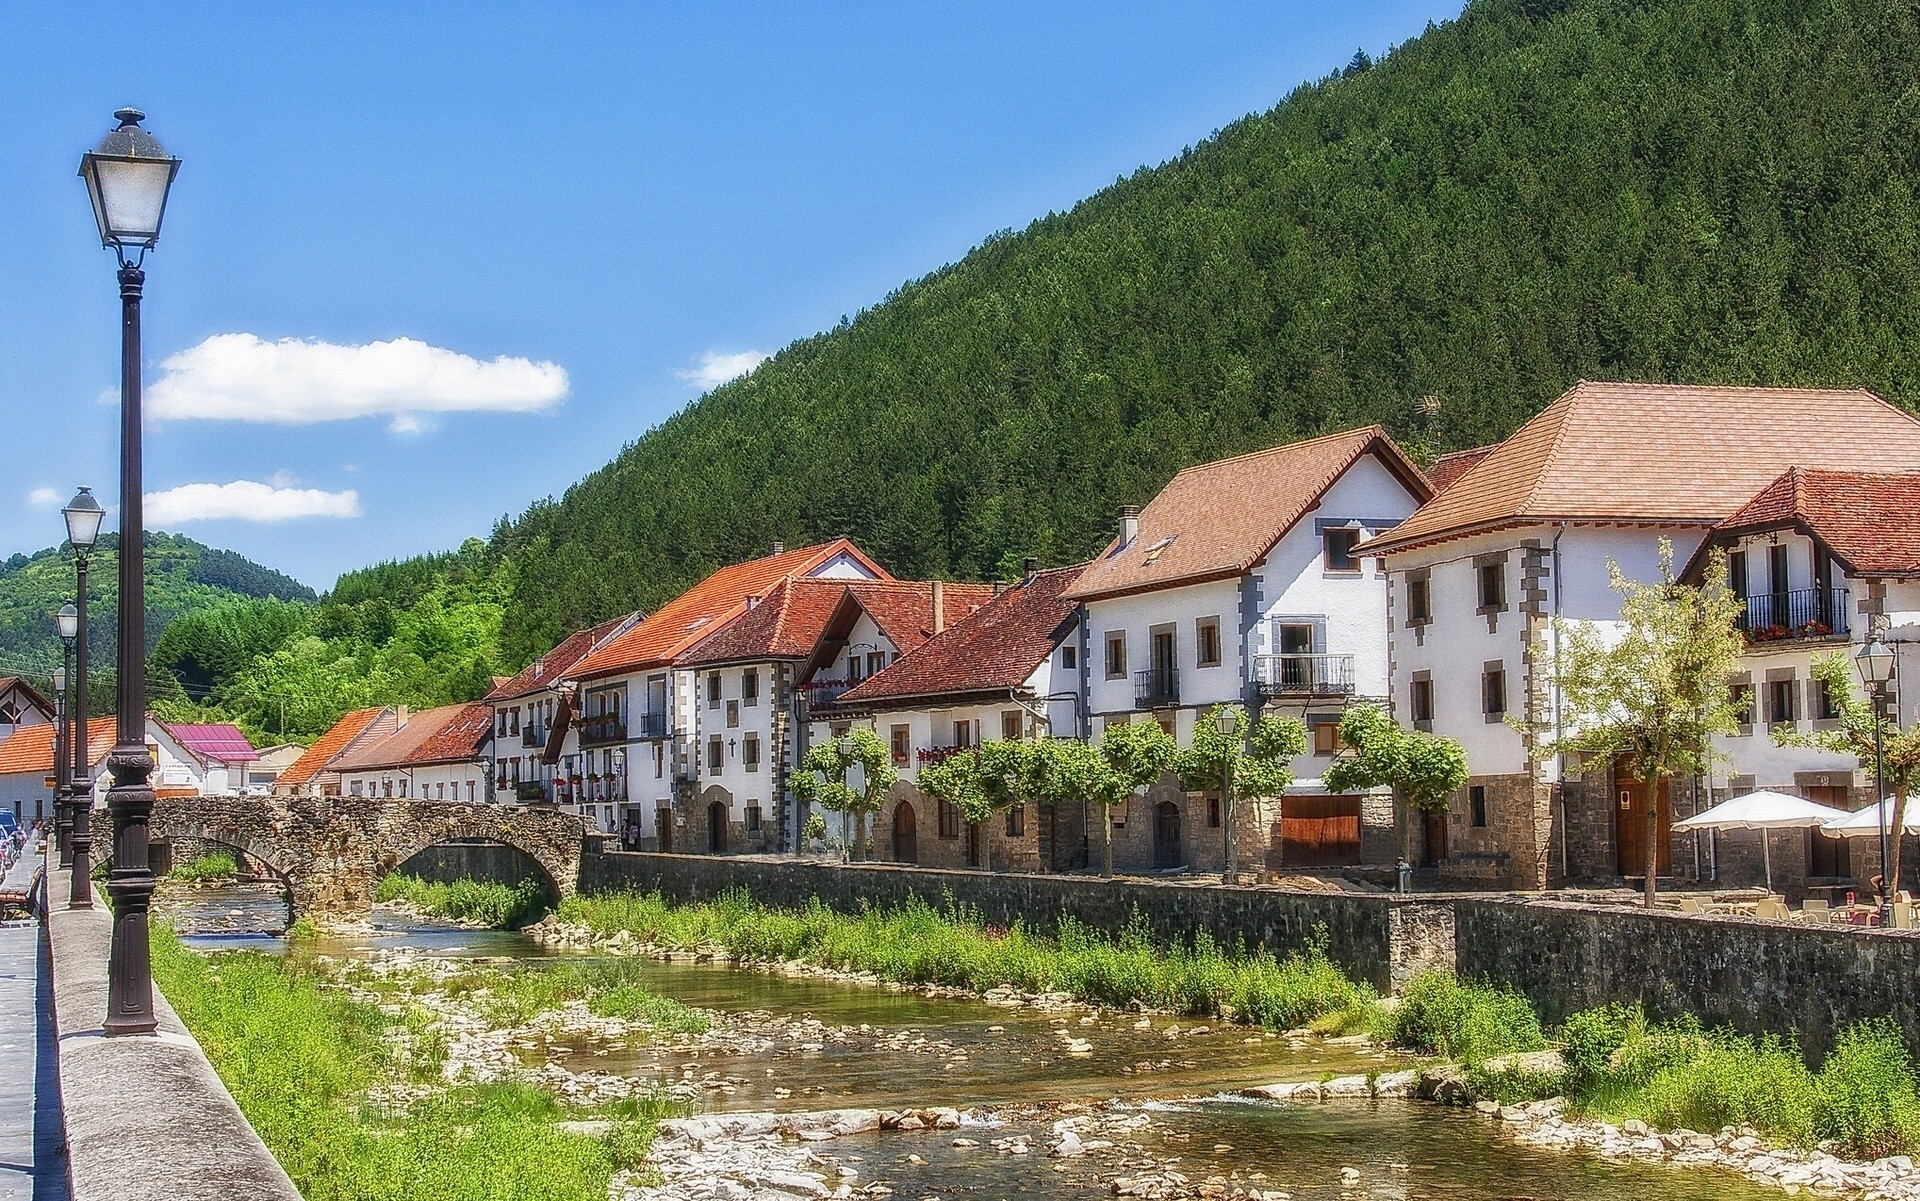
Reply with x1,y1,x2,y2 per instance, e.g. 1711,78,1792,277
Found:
1164,424,1380,481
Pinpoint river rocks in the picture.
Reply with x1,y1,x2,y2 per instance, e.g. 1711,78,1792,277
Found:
1415,1064,1472,1104
1477,1048,1567,1077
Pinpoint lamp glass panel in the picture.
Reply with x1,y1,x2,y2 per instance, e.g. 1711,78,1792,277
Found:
63,500,105,550
55,604,78,641
88,157,173,243
1857,641,1895,685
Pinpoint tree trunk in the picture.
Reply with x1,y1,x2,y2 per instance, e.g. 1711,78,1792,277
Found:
855,809,869,862
1891,788,1910,899
1643,795,1659,908
1101,804,1114,879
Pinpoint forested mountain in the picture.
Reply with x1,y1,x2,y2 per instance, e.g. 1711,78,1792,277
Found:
0,532,313,675
486,0,1920,662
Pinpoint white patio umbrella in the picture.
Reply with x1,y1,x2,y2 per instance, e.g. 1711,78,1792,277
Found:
1673,790,1853,893
1822,799,1920,837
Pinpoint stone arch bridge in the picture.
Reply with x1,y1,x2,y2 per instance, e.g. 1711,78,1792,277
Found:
92,794,586,921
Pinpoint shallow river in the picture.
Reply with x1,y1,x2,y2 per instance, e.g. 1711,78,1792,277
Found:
169,883,1789,1200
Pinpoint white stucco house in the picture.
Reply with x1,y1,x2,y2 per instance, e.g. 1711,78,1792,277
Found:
1366,381,1920,891
486,612,642,828
1062,425,1433,874
331,702,493,803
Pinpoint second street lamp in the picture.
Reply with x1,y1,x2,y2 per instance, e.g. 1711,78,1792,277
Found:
81,109,179,1035
1216,706,1241,886
1856,636,1897,924
54,604,78,865
62,488,101,912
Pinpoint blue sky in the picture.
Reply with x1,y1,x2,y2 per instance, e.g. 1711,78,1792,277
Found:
1,2,1459,590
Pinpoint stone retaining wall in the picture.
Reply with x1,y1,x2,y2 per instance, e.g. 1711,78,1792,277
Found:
579,846,1455,992
1454,895,1920,1060
44,866,302,1201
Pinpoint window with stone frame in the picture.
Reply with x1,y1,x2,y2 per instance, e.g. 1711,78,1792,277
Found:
1406,571,1432,625
1476,558,1507,612
938,797,961,839
1729,679,1755,736
707,674,722,709
1481,663,1507,721
743,733,761,772
745,805,762,833
707,735,724,772
1061,644,1077,670
742,670,759,707
890,724,911,767
1814,675,1843,724
1001,710,1024,740
1310,717,1342,755
1195,616,1222,668
1006,804,1025,837
1410,674,1435,730
1767,675,1799,730
1469,785,1488,828
1105,630,1127,680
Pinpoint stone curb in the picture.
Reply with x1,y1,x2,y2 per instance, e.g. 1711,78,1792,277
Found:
44,866,302,1201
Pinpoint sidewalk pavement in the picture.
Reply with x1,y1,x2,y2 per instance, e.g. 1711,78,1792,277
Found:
0,847,69,1200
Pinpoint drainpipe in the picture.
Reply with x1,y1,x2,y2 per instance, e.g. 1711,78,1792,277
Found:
1552,522,1569,881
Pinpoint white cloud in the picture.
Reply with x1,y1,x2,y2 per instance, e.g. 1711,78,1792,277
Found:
26,488,60,507
145,480,362,525
678,349,768,390
147,333,569,430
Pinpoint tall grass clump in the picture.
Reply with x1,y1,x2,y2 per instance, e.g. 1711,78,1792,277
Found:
555,889,1378,1031
375,872,549,929
1813,1018,1920,1158
1388,971,1545,1065
169,851,239,882
152,926,674,1200
438,958,710,1032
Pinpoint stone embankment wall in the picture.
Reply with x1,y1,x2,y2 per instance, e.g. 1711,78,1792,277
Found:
1454,896,1920,1060
579,846,1456,992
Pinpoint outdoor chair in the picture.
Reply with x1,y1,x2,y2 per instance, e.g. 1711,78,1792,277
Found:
1754,898,1790,920
1801,898,1831,922
1677,897,1704,915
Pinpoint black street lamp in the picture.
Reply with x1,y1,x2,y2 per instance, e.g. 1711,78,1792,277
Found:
1857,636,1896,924
80,110,178,1036
1215,706,1242,886
50,656,70,864
63,487,103,912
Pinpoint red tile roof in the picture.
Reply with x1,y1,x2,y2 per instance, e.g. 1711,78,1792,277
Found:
1064,427,1430,602
1426,446,1495,494
331,702,494,772
486,613,642,702
1702,468,1920,577
681,578,996,668
1370,382,1920,554
160,722,256,764
569,540,892,679
277,706,385,789
0,716,115,777
842,565,1087,706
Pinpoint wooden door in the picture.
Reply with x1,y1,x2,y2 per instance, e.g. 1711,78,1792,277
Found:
1615,776,1671,877
1278,795,1362,868
892,803,918,864
1422,809,1448,866
707,801,727,853
965,822,983,868
1154,801,1183,868
656,807,673,853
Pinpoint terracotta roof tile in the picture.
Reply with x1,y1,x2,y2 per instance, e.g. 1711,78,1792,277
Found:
278,707,385,789
1426,446,1495,494
682,579,996,667
1063,427,1430,601
1711,468,1920,577
842,565,1087,705
0,716,115,777
570,540,891,679
331,703,494,772
1371,382,1920,553
486,613,642,702
160,722,256,763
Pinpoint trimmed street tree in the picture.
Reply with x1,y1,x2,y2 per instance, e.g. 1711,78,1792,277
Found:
1176,704,1307,879
1534,541,1745,907
1776,653,1920,897
918,738,1031,826
790,727,898,860
1323,704,1468,870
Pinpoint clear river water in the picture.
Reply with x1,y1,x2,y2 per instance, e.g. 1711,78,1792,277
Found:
168,883,1790,1201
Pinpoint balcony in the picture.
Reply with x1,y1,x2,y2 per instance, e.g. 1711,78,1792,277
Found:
514,780,551,803
633,711,668,740
1134,668,1179,710
521,726,541,748
802,678,851,711
579,716,627,745
1741,587,1850,643
1252,653,1356,699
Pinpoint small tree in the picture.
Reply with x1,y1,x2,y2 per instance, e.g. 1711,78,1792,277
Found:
790,728,897,860
1323,704,1469,869
1535,541,1745,906
918,739,1032,826
1177,704,1308,877
1776,654,1920,897
1086,720,1178,879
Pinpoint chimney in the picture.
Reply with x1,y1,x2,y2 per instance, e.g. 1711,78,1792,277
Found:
770,540,785,556
932,579,946,634
1023,556,1039,581
1118,506,1141,549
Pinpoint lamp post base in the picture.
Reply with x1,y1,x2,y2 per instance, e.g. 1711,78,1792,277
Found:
102,753,156,1035
69,796,93,910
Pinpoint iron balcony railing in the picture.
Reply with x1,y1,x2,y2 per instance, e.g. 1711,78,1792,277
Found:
1134,667,1179,710
633,711,668,739
579,716,626,745
1740,586,1850,642
802,679,852,710
1252,653,1356,698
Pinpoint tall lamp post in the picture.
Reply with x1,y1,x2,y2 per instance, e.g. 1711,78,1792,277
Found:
1216,707,1241,886
1856,636,1896,924
63,488,104,911
50,657,70,863
80,109,179,1036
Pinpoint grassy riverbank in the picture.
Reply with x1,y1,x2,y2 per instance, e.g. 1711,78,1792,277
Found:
1394,972,1920,1158
151,926,680,1201
555,888,1380,1032
374,871,548,928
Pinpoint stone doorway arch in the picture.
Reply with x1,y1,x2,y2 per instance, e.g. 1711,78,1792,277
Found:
1154,801,1183,869
707,800,728,854
892,801,918,864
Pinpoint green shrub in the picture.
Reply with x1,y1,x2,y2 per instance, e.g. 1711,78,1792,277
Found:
1815,1018,1920,1158
375,873,549,929
1389,972,1545,1065
170,851,240,882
